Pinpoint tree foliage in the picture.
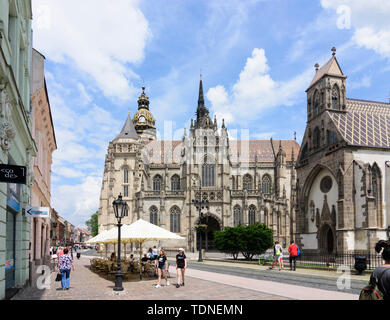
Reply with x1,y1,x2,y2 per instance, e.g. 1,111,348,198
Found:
214,223,273,260
86,211,99,237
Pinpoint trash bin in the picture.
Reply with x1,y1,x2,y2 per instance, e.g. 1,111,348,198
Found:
354,256,367,275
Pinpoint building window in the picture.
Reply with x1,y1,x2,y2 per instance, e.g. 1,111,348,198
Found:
249,205,256,225
124,169,129,183
150,206,158,226
202,156,215,187
261,175,271,194
171,175,180,191
313,127,321,150
243,174,253,191
233,205,242,227
313,91,320,116
124,186,129,197
232,176,235,190
170,206,181,233
327,130,338,145
153,175,162,191
372,174,378,206
332,85,340,110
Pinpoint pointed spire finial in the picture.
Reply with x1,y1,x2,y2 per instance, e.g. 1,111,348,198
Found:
332,47,337,56
315,63,319,72
294,131,297,141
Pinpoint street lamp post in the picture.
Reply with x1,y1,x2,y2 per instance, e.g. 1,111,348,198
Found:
112,194,128,292
191,182,209,262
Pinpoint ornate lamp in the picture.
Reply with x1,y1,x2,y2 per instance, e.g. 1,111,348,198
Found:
112,194,128,292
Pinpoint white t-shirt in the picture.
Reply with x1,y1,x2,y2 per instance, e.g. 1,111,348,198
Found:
274,244,283,256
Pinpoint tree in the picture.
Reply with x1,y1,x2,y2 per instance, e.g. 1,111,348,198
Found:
214,226,241,259
86,211,98,237
214,223,273,260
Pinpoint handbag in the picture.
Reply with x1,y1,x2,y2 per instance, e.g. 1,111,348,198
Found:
55,273,62,282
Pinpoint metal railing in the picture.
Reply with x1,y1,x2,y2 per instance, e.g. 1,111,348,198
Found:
256,251,384,270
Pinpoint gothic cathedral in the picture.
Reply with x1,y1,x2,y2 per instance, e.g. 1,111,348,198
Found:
98,79,300,252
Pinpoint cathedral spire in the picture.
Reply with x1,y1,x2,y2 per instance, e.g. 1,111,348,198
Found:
195,77,212,129
198,77,205,109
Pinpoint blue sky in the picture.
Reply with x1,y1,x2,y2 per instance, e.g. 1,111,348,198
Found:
31,0,390,227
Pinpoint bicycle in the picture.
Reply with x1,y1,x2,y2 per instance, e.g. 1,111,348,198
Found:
258,254,273,266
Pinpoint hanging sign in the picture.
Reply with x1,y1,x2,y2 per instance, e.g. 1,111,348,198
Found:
26,206,50,219
0,164,27,184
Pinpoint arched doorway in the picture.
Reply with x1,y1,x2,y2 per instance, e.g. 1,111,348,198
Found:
196,215,221,252
319,224,335,254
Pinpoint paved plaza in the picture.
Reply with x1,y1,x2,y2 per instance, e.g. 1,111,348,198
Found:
12,254,359,300
12,256,289,300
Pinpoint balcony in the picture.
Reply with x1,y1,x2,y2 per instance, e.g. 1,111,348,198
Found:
166,191,185,198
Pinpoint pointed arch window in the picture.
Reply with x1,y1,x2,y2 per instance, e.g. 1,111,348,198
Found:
233,205,242,227
371,164,383,227
153,175,162,191
243,174,253,191
313,91,320,116
202,156,215,187
150,206,158,226
332,85,340,110
261,175,271,194
313,127,321,150
249,205,256,225
170,206,181,233
327,130,338,145
124,169,129,183
171,175,180,191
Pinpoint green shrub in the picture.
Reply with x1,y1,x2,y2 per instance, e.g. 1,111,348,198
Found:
214,223,273,260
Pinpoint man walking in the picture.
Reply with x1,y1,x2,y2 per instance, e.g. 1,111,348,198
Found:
288,240,298,271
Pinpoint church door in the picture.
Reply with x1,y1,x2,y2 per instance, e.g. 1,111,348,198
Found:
196,216,221,252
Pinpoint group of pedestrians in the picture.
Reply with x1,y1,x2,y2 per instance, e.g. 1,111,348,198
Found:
268,240,300,271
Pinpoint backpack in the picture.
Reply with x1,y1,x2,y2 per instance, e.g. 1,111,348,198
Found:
276,246,281,256
359,269,390,300
297,246,301,257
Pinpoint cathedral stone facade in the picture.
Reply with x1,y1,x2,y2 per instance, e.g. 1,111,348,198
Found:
98,80,300,252
295,48,390,254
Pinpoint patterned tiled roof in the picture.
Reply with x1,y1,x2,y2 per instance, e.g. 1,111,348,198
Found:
328,98,390,148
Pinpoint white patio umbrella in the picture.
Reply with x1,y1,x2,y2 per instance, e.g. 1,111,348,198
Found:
104,219,185,279
86,228,117,258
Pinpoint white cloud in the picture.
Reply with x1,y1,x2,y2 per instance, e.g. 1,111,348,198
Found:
321,0,390,59
207,48,313,125
77,83,92,105
32,0,151,101
52,176,102,226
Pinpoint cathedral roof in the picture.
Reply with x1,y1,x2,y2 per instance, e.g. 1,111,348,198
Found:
144,140,300,164
115,115,139,141
328,98,390,149
230,140,300,163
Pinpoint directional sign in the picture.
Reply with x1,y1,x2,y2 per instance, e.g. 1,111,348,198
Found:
0,164,27,184
26,206,50,219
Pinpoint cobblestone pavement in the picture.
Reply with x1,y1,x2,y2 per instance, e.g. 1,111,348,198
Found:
12,256,290,300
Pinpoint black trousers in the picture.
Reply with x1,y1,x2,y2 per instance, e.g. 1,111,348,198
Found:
289,256,297,270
